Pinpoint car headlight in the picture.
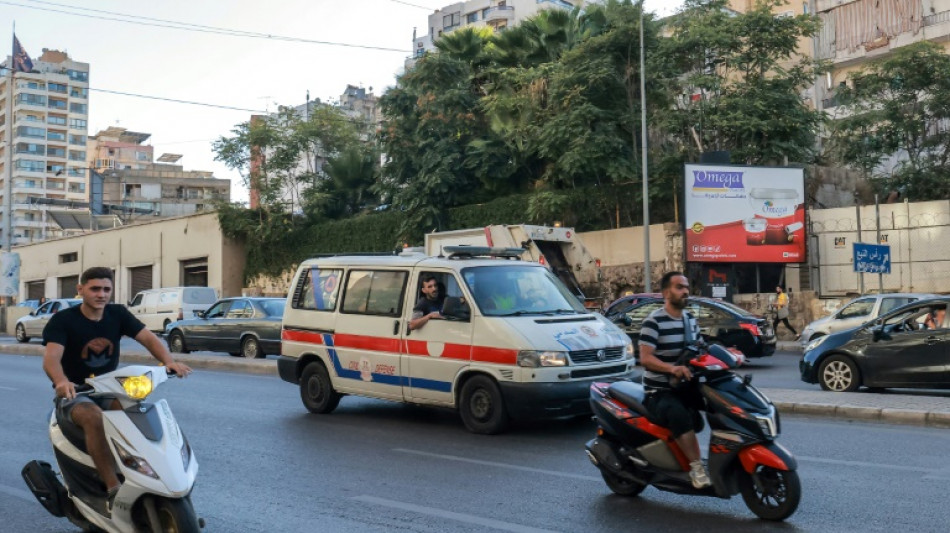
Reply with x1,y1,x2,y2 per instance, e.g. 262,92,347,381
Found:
805,335,829,352
117,374,153,400
517,350,568,367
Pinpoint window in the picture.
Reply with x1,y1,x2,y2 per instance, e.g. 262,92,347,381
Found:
47,164,66,174
15,143,45,155
837,298,875,320
69,103,87,114
17,126,46,138
625,301,665,326
59,252,78,264
69,118,87,129
23,81,45,90
67,167,85,177
69,134,86,145
47,131,66,141
880,297,914,315
129,294,143,307
48,147,66,158
226,300,252,319
16,93,46,106
462,265,585,316
443,12,460,28
70,86,87,98
68,183,86,193
68,150,86,161
48,82,67,93
466,12,478,23
67,69,88,82
259,299,285,318
180,257,208,286
16,159,44,172
135,151,149,161
204,301,231,319
48,115,67,125
48,99,67,110
295,268,342,311
342,270,407,316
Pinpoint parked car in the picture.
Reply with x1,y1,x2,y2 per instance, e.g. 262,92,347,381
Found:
15,299,82,342
127,286,219,333
608,297,776,358
798,293,937,348
164,297,285,358
602,293,662,317
800,297,950,392
16,299,41,310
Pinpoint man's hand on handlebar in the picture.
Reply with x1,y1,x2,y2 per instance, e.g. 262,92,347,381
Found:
165,361,193,378
671,365,693,381
54,379,77,400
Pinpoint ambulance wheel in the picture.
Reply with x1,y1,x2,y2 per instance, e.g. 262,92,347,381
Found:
459,375,509,434
301,362,341,414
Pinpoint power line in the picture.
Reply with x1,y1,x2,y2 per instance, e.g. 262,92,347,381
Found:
388,0,436,10
1,0,411,53
90,87,267,113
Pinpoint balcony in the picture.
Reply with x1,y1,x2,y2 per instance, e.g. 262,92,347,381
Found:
484,6,514,23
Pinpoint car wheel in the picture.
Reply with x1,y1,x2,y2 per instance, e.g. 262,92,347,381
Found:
459,375,509,434
167,331,189,354
242,336,263,359
818,355,860,392
300,362,341,414
15,323,30,343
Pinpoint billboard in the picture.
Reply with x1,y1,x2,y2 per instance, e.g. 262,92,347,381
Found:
685,164,806,263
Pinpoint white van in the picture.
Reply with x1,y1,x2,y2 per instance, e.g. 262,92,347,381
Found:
278,247,635,434
127,286,218,333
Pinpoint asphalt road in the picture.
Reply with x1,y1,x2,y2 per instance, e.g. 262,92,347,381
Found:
2,354,949,533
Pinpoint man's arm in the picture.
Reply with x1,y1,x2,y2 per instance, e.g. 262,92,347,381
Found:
409,311,441,331
639,344,692,381
134,329,192,377
42,342,76,399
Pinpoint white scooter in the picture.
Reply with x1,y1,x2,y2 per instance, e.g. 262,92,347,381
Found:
22,365,203,532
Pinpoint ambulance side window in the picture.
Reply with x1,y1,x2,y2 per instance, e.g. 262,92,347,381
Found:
342,270,408,317
293,268,342,311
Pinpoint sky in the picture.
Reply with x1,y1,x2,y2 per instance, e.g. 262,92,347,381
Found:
3,0,684,204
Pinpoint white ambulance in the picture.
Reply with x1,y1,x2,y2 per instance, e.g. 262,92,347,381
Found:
278,247,635,434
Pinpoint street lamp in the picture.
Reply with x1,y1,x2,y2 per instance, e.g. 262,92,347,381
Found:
640,0,651,292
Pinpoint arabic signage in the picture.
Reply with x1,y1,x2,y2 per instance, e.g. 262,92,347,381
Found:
853,242,891,274
685,164,806,263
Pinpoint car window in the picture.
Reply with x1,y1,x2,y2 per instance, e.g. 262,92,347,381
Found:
226,300,250,319
694,302,729,320
205,301,231,319
295,268,342,311
879,297,914,315
837,298,875,319
130,294,143,307
625,301,664,325
37,302,54,314
713,300,755,317
342,270,408,316
259,299,286,317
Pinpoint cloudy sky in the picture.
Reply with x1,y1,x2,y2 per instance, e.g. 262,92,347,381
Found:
4,0,684,203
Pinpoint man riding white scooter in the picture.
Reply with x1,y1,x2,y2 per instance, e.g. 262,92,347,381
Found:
42,267,192,512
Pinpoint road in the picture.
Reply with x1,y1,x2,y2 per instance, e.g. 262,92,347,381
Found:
2,353,949,532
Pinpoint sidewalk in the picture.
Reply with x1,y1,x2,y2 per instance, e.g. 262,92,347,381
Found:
5,342,949,429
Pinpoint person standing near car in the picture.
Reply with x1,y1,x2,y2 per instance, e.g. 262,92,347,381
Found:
772,286,798,339
638,271,710,489
41,267,192,509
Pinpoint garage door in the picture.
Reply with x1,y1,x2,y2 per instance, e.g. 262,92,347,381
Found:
130,265,153,296
59,276,79,298
26,281,45,300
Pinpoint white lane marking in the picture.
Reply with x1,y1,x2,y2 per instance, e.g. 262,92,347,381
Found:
0,482,36,502
393,448,601,482
798,455,931,473
353,495,559,533
0,385,16,391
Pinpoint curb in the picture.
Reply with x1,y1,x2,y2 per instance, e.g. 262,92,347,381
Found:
5,344,947,429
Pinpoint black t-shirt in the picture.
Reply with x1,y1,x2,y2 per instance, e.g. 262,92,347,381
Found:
412,296,444,318
43,304,146,385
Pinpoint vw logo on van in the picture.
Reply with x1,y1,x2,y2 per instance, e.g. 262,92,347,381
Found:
597,349,606,362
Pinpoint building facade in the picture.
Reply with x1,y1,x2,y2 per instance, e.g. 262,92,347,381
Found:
95,163,231,220
411,0,584,59
88,126,154,173
1,48,90,245
15,212,246,304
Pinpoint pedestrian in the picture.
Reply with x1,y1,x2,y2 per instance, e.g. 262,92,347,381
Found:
772,286,798,339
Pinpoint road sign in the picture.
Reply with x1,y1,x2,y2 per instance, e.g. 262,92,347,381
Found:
853,242,891,274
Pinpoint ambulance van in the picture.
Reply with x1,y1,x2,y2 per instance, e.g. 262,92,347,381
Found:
278,247,635,434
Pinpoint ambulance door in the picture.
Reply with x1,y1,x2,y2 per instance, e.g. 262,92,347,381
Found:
333,269,409,400
403,270,474,404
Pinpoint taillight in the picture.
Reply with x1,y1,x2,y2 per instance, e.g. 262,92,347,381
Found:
739,322,761,336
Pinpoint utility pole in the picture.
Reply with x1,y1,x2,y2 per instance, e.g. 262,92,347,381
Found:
639,0,651,292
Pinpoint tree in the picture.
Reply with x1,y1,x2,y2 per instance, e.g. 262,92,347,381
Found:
828,41,950,201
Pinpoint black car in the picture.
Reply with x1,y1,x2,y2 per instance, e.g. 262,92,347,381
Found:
800,297,950,392
608,297,776,358
165,297,285,358
602,293,662,317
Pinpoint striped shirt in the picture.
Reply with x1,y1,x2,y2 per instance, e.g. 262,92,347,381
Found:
638,307,698,390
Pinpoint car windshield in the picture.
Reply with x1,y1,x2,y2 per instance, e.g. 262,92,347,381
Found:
259,299,285,317
461,265,585,317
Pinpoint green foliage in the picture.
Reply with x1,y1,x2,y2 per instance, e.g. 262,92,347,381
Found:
827,41,950,201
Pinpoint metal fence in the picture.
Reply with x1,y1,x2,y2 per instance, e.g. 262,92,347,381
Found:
808,199,950,296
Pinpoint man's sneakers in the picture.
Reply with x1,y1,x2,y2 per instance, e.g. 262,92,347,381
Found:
106,485,120,514
689,460,711,489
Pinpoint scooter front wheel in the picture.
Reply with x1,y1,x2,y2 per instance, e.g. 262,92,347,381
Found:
739,466,801,521
136,495,201,533
600,469,646,497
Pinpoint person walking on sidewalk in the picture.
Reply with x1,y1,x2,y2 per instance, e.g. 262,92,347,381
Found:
772,286,798,339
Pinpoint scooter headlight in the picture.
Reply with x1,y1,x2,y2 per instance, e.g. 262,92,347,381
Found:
117,374,153,400
180,434,193,470
754,410,779,438
112,439,159,479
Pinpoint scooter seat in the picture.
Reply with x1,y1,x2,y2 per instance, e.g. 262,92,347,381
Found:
55,402,89,455
607,381,654,419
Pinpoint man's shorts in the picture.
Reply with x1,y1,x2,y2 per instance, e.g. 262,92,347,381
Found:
56,394,113,422
644,390,705,438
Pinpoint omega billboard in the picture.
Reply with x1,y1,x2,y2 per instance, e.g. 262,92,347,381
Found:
685,164,806,263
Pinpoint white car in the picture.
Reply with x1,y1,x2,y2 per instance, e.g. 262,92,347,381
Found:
799,293,937,348
15,299,82,342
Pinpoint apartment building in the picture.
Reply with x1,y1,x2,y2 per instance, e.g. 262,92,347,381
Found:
88,126,154,173
411,0,585,59
0,47,90,245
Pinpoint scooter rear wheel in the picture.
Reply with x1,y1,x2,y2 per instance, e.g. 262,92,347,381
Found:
601,469,646,497
739,466,801,521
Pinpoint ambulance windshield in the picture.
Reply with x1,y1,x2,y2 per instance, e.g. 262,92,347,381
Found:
461,265,586,317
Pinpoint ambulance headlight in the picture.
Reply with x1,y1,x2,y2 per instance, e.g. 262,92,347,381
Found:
623,341,635,360
517,350,568,367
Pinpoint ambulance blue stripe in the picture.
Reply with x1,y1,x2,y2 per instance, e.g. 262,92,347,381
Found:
322,334,451,392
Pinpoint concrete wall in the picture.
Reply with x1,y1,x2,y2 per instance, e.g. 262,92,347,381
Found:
13,212,245,304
